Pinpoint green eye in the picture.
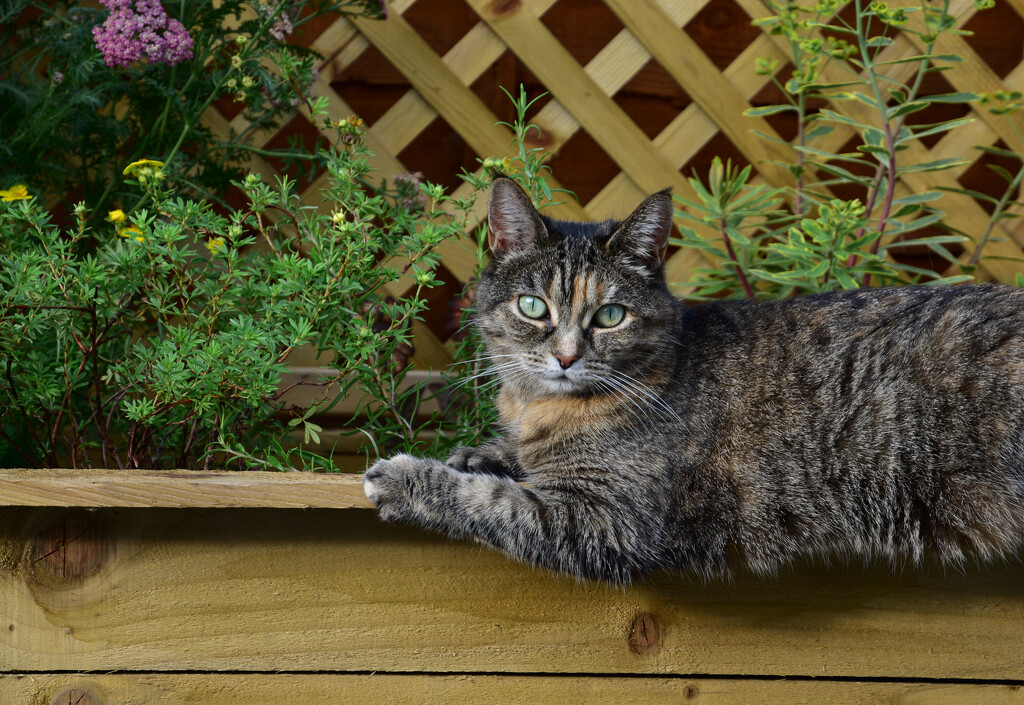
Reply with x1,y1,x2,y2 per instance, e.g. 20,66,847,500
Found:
593,303,625,328
518,295,549,319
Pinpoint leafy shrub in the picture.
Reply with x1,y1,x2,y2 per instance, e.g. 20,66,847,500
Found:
675,0,1024,299
0,119,487,470
0,0,384,229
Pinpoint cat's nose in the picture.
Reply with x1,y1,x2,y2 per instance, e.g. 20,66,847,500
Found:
553,352,579,369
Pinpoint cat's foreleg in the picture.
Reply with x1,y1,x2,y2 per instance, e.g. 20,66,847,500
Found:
445,438,525,479
363,453,649,583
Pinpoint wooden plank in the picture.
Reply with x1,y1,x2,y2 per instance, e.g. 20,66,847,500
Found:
0,469,370,509
4,673,1024,705
4,505,1024,677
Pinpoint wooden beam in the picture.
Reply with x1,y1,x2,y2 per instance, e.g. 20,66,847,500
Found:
0,468,371,509
4,505,1024,676
4,673,1024,704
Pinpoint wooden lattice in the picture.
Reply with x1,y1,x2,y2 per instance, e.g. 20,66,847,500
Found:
203,0,1024,373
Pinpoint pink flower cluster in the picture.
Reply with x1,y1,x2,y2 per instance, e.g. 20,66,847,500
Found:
92,0,193,68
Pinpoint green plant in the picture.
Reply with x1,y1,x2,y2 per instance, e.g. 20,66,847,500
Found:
676,0,1008,298
1,0,384,230
0,114,468,470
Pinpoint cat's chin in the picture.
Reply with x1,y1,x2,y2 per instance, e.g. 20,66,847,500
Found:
534,373,594,397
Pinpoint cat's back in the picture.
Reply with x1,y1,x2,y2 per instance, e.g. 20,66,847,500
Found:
678,283,1024,391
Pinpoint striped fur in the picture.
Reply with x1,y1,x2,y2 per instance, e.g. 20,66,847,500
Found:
365,178,1024,584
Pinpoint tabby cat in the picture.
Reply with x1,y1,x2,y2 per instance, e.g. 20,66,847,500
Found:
363,176,1024,584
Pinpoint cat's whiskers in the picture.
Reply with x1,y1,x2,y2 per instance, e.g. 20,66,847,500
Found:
590,376,655,427
441,360,525,393
605,368,681,423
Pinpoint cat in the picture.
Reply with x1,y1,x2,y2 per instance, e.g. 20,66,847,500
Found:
363,176,1024,584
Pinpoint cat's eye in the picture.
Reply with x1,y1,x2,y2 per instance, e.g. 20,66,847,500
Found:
518,295,549,319
593,303,626,328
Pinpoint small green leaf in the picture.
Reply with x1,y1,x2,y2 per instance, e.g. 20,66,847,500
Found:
927,91,981,103
803,124,834,141
893,191,943,206
975,144,1024,160
805,259,830,278
897,117,974,144
987,164,1020,184
833,268,859,289
744,105,796,117
898,157,968,173
887,101,930,119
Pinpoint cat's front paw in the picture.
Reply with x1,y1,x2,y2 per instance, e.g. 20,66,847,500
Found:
446,444,523,478
364,453,428,523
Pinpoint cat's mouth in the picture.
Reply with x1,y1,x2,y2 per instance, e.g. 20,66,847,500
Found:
538,368,590,394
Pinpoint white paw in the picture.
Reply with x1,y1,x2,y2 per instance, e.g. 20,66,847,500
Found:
363,474,379,501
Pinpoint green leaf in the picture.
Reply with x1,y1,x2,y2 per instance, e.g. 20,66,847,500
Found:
897,117,974,144
876,53,962,66
800,80,867,92
893,204,921,218
744,105,796,117
924,274,974,286
927,91,981,103
748,268,805,285
751,129,795,147
803,124,834,141
887,101,930,119
795,145,876,166
893,191,944,206
805,259,830,278
817,109,872,131
898,157,968,173
975,145,1024,160
812,162,875,187
935,185,999,204
833,268,859,289
987,164,1020,184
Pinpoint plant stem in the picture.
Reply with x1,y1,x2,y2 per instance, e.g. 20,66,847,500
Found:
720,220,755,299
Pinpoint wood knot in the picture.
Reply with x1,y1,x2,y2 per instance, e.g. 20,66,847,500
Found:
28,511,110,586
629,612,660,655
685,684,699,699
52,689,100,705
488,0,521,16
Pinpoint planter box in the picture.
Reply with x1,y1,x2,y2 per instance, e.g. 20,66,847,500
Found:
2,469,1024,704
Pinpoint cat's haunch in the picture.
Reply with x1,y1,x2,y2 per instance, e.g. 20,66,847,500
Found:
364,177,1024,584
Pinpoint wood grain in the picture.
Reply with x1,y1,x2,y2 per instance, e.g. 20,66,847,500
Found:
3,673,1024,705
0,469,371,508
4,505,1024,678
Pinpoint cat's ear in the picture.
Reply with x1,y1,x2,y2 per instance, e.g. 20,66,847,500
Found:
605,188,673,273
487,177,547,256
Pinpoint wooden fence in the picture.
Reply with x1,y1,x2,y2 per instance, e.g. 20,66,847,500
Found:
204,0,1024,375
3,469,1024,703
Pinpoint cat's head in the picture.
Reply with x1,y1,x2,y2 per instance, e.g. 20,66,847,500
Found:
475,177,678,398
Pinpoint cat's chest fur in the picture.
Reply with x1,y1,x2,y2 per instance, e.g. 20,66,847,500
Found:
497,386,628,469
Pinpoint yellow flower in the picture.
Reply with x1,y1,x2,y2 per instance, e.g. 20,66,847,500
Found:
0,184,30,201
108,209,126,223
206,236,225,254
123,159,165,176
119,224,145,242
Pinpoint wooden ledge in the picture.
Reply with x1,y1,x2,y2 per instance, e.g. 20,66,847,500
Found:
0,468,373,509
